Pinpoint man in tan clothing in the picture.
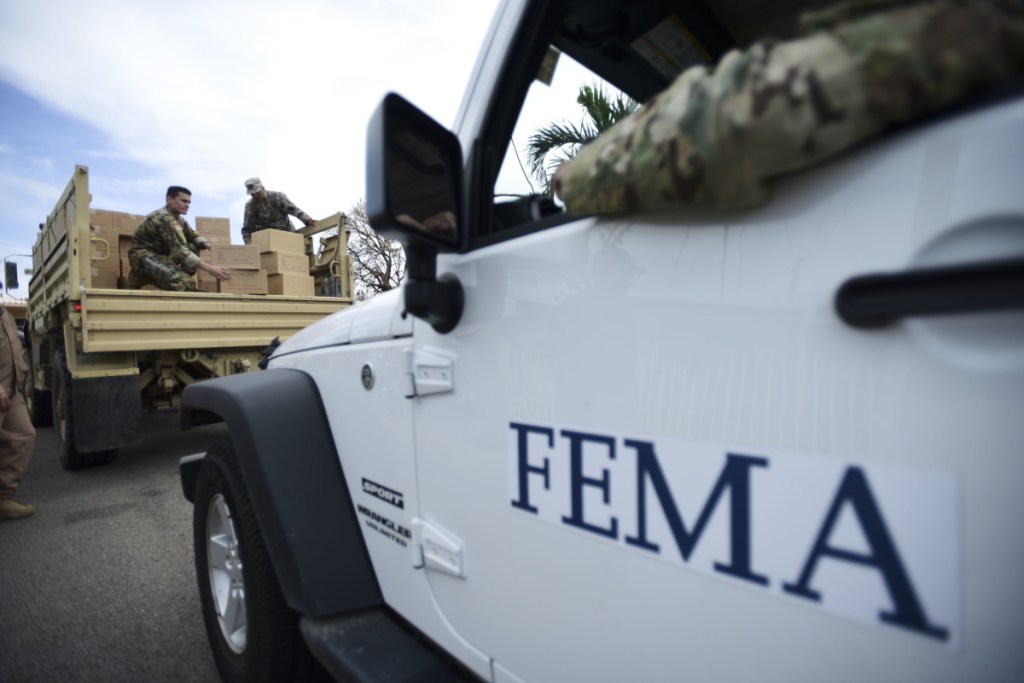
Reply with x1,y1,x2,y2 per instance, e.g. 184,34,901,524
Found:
0,303,35,520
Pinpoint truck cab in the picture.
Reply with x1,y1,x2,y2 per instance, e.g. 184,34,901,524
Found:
181,1,1024,681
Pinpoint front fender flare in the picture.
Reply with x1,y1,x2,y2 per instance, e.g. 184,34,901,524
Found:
180,369,381,618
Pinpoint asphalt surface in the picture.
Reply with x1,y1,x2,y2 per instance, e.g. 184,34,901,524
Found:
0,410,228,683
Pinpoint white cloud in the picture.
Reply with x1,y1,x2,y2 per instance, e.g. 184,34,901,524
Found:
0,0,501,247
29,156,54,171
0,171,64,205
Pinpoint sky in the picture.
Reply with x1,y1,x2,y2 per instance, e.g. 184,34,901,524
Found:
0,0,504,300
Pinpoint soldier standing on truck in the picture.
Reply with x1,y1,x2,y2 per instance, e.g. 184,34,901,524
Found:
0,302,35,521
127,186,233,291
241,177,318,244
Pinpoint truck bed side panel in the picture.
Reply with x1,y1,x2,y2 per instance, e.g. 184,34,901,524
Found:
81,289,349,353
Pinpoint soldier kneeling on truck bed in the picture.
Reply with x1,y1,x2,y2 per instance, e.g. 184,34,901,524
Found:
127,185,232,292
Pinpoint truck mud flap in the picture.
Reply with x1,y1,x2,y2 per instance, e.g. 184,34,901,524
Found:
71,375,142,452
180,369,381,618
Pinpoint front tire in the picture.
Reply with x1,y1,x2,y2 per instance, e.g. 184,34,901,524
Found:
193,440,327,683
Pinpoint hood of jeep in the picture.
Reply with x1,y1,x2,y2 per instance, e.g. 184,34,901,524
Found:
273,288,411,358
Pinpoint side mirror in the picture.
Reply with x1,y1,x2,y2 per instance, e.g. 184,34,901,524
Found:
367,93,464,334
4,260,18,291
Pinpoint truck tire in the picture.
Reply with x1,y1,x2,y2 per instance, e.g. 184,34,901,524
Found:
193,439,328,683
24,349,53,427
52,348,117,469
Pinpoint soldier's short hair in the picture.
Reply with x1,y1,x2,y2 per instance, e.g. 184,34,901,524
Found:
166,185,192,199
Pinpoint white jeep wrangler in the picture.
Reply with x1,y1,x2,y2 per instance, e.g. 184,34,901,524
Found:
179,0,1024,681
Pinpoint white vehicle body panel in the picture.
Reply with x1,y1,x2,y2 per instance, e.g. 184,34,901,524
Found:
274,1,1024,678
408,100,1023,681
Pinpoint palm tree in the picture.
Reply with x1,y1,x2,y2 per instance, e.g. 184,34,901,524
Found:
526,83,639,194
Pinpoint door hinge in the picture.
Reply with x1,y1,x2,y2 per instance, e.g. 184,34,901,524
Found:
411,517,465,578
405,348,455,398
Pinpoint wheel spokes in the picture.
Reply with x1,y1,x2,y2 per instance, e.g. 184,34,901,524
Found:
206,493,246,653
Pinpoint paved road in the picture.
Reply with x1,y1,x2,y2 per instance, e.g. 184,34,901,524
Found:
0,411,228,683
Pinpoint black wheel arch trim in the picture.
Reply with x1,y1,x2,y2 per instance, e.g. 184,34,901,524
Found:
179,368,383,618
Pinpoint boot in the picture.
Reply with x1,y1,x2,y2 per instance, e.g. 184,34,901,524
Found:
0,498,35,520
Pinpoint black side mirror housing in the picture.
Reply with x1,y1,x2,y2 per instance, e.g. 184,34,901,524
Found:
366,93,465,334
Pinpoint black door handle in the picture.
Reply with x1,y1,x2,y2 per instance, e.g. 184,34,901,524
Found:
835,256,1024,329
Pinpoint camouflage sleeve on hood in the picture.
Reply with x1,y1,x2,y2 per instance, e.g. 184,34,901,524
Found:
557,0,1024,214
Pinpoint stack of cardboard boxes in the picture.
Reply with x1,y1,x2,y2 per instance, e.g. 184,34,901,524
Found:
88,209,144,289
196,226,314,295
194,216,270,294
251,230,315,296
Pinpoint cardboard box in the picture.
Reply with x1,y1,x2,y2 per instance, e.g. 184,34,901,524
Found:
90,268,119,289
196,271,218,290
267,273,314,296
114,212,145,235
201,268,268,294
208,245,260,270
195,217,231,246
260,251,309,275
89,209,116,230
195,217,230,234
198,232,231,246
250,229,305,255
217,269,268,294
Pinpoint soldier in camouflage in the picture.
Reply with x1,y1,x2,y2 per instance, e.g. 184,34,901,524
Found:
127,186,232,291
554,0,1024,213
241,177,318,244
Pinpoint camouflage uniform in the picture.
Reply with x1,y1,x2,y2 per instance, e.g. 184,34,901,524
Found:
242,190,314,244
127,207,206,291
558,0,1024,214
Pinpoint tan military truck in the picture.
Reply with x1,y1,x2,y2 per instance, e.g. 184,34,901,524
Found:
26,165,353,468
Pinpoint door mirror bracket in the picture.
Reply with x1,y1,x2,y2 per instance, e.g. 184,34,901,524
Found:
403,243,464,334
